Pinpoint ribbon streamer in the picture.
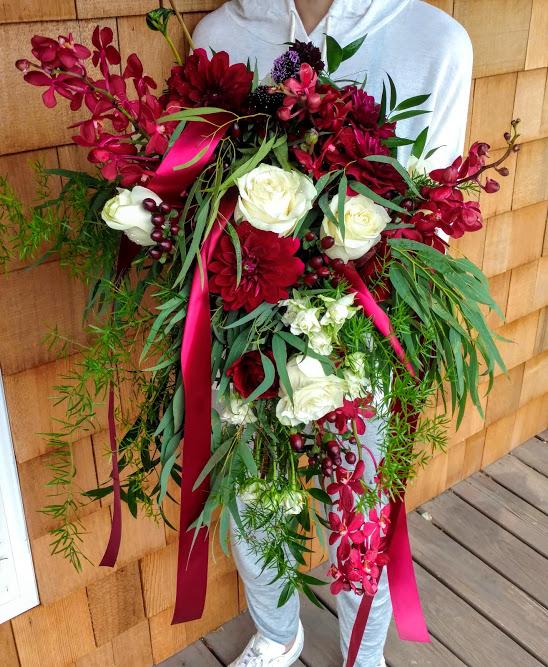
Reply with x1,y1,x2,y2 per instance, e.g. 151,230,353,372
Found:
173,194,236,623
100,114,233,575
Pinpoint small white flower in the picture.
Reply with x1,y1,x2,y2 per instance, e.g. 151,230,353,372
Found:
321,193,390,262
342,353,369,399
308,330,333,355
279,489,306,515
219,393,257,426
320,293,356,328
290,307,322,337
101,186,162,246
235,163,316,236
240,480,265,504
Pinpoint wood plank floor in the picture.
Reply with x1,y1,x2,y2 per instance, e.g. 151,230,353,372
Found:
158,434,548,667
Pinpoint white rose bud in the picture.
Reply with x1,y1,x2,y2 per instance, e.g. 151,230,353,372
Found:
343,352,369,399
276,355,346,426
235,163,316,236
101,186,162,246
321,193,390,262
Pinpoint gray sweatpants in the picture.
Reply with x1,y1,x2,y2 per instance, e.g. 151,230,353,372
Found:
230,418,392,667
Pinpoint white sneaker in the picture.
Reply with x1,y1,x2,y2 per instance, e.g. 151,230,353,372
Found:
229,620,304,666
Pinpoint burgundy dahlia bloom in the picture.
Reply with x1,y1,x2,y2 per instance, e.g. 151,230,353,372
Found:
166,48,253,112
209,221,305,312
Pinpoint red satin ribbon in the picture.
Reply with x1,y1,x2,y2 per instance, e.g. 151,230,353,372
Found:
342,264,415,377
172,194,236,623
100,115,232,576
101,236,140,567
342,268,428,666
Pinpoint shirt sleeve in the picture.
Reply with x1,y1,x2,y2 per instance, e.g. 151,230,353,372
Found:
422,30,474,171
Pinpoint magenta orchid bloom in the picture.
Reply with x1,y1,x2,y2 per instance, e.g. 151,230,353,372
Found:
327,459,365,510
328,510,366,550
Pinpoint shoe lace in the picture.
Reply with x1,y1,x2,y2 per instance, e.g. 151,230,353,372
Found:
240,645,267,667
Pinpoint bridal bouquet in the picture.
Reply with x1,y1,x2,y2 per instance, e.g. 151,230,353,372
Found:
2,9,516,659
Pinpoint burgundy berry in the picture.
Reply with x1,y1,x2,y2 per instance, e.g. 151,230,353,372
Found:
289,433,305,452
401,198,414,211
345,451,357,464
159,202,172,214
151,229,164,242
304,231,316,242
332,454,342,466
308,255,324,269
151,213,165,226
330,258,345,273
325,411,337,423
160,239,173,252
497,167,509,177
170,224,180,236
326,440,339,453
348,436,356,444
142,198,157,212
149,247,162,260
303,272,317,286
320,235,335,249
317,266,330,278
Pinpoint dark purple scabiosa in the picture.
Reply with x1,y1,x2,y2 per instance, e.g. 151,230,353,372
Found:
249,85,285,113
289,40,325,74
271,49,300,83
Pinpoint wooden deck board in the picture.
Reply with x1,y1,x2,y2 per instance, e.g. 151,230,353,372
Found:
453,472,548,557
512,437,548,477
156,641,222,666
158,438,548,666
409,512,548,663
421,491,548,606
484,455,548,513
413,563,543,667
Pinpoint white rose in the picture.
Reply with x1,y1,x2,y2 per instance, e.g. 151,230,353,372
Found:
219,393,257,426
321,193,390,262
276,355,346,426
101,186,162,246
320,293,356,328
308,330,333,355
235,163,316,236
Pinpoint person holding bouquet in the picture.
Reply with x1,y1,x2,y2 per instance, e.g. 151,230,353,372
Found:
192,1,473,665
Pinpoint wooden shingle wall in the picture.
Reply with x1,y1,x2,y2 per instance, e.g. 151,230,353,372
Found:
0,1,546,664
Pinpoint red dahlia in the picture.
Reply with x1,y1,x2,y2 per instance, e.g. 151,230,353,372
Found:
209,221,305,312
165,48,253,113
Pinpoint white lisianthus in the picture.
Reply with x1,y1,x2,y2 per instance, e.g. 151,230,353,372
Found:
101,186,162,246
321,193,390,262
235,163,316,236
240,479,266,504
320,293,357,328
289,307,322,337
219,393,257,426
342,352,369,399
279,489,306,516
308,330,333,355
276,355,346,426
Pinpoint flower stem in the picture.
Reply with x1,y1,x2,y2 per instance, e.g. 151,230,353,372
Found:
163,33,183,65
168,0,195,52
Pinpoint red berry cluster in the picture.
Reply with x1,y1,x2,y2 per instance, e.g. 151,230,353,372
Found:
302,231,345,286
142,198,180,261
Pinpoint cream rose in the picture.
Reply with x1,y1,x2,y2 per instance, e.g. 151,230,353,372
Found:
101,186,162,246
276,355,346,426
321,193,390,262
235,163,316,236
320,293,357,328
